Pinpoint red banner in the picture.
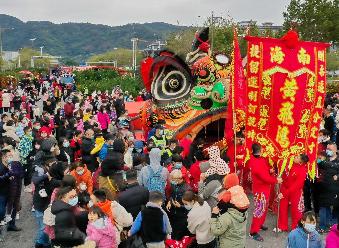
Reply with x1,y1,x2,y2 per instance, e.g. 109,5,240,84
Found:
244,31,329,178
225,29,247,140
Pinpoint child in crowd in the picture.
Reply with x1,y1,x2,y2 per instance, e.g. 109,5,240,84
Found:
287,211,322,248
129,191,172,248
86,206,118,248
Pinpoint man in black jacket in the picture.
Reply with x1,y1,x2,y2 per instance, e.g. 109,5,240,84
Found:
0,149,12,229
118,169,149,219
81,128,97,172
318,142,339,231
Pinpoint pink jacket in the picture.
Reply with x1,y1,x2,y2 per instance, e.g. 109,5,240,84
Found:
97,112,110,130
86,218,118,248
326,224,339,248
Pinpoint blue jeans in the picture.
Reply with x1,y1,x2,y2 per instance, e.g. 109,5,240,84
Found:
319,207,334,229
0,195,7,221
34,210,50,246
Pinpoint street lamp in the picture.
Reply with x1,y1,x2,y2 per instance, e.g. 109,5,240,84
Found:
40,46,44,56
30,38,36,49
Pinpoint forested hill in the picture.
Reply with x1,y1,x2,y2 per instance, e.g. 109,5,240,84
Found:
0,14,186,59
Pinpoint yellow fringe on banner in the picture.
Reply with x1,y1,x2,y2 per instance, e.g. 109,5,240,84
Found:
288,157,294,170
279,159,288,177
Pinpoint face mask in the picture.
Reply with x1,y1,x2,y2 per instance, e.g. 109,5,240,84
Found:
171,181,177,185
68,196,78,206
7,157,13,164
174,163,182,169
184,204,193,211
63,141,70,148
317,158,322,163
34,126,41,130
326,149,334,157
28,131,33,136
304,223,316,233
77,169,85,175
136,148,142,153
88,200,94,208
79,183,87,191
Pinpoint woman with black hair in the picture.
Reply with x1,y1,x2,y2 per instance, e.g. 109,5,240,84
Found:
51,186,85,247
287,211,322,248
182,190,216,248
186,138,205,168
57,137,74,165
75,192,91,234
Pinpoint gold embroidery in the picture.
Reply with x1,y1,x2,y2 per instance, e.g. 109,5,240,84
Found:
280,78,299,101
297,48,310,65
278,102,294,125
250,44,260,58
248,104,257,114
270,46,285,64
249,61,259,74
276,125,290,148
248,76,259,88
318,50,325,62
248,91,258,102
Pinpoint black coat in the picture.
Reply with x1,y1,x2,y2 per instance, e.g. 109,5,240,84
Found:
81,137,97,172
101,139,125,177
118,183,149,219
0,162,10,196
51,200,85,247
317,159,339,207
58,147,74,164
32,169,61,212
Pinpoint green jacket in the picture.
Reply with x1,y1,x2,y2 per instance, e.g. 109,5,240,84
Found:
210,208,247,248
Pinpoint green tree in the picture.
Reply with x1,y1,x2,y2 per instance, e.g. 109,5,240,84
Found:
283,0,338,45
327,51,339,72
88,48,143,68
165,28,197,59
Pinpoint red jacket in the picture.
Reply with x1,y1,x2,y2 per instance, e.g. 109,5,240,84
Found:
64,102,75,117
280,163,307,198
70,138,82,161
248,155,277,192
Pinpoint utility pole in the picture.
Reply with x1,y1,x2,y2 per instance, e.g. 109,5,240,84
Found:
30,38,36,49
131,38,138,77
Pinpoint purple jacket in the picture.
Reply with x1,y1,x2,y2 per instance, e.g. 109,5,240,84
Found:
97,112,110,130
86,217,118,248
326,224,339,248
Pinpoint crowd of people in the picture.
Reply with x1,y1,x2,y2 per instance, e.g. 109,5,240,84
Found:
0,72,338,248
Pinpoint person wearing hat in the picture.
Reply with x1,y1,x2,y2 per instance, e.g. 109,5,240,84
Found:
198,146,230,208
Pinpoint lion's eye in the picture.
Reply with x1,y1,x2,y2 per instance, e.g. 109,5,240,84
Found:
152,65,192,104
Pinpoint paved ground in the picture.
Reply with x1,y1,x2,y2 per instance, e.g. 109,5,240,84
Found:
1,190,327,248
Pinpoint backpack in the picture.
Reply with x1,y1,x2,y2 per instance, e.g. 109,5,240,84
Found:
146,166,166,194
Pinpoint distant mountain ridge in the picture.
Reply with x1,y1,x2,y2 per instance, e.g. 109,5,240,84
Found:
0,14,187,60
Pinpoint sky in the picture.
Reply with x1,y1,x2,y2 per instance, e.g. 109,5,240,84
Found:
0,0,291,26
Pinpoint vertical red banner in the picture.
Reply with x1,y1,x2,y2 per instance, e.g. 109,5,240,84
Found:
245,32,329,178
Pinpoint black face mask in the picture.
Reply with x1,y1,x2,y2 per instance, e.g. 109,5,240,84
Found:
253,154,260,158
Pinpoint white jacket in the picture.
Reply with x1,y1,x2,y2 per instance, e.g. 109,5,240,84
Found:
110,200,133,244
3,125,19,142
187,201,215,245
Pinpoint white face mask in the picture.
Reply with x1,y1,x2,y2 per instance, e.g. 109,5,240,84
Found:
88,200,94,208
79,183,87,191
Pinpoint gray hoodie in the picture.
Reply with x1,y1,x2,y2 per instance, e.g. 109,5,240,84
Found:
137,148,169,189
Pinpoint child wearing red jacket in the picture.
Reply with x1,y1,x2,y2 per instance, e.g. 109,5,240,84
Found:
249,143,282,242
277,154,309,232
